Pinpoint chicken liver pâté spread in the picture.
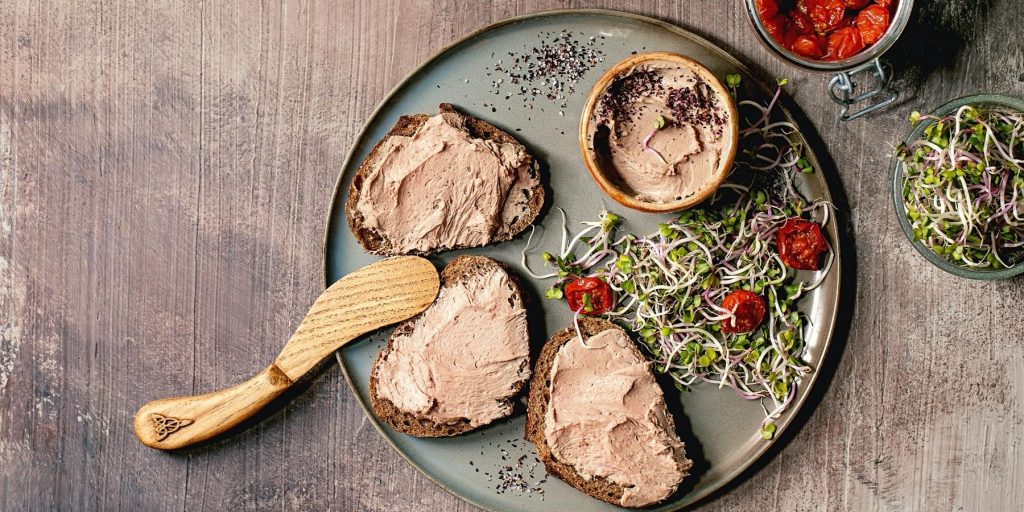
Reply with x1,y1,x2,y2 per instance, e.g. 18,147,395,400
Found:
589,59,734,204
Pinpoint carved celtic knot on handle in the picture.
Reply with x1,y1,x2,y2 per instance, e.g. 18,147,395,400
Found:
151,413,194,441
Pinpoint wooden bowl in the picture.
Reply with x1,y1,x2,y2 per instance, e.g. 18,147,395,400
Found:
579,51,739,213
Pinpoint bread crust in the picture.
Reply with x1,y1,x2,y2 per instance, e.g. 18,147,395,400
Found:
525,318,689,508
345,104,544,256
369,255,531,437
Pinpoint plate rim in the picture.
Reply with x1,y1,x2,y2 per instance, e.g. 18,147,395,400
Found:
321,7,843,511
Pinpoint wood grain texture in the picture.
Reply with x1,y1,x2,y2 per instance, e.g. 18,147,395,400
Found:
133,256,438,450
1,0,1023,511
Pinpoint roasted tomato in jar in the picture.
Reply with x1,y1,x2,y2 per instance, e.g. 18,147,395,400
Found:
755,0,780,19
825,26,865,60
564,276,614,316
762,14,790,41
720,290,767,334
797,0,846,34
855,4,891,44
787,9,816,35
789,34,826,59
758,0,893,61
777,218,829,270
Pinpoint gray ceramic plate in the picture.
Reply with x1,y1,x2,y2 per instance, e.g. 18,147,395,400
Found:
891,93,1024,280
324,9,841,511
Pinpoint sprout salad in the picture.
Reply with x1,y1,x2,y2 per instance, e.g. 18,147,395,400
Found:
897,106,1024,269
523,77,833,439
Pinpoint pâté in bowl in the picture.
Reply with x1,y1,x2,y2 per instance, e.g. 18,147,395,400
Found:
580,51,740,213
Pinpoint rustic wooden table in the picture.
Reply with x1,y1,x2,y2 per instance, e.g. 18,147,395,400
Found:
2,1,1022,510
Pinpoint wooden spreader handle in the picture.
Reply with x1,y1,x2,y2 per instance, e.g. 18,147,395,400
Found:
134,364,293,449
134,256,440,450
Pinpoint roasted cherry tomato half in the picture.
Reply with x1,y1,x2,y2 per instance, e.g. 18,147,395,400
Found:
777,218,829,270
787,9,816,35
825,26,865,60
564,277,614,316
720,290,767,334
855,4,891,44
797,0,846,34
755,0,779,19
762,14,790,42
789,34,826,58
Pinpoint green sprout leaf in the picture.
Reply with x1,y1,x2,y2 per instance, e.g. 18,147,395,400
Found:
582,293,593,313
621,280,636,294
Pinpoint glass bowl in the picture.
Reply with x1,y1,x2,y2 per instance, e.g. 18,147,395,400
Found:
891,93,1024,280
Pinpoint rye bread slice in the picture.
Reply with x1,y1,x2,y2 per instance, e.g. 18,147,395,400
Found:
525,318,691,508
369,255,531,437
345,103,544,256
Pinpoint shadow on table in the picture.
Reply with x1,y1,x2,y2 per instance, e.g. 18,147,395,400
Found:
886,0,997,106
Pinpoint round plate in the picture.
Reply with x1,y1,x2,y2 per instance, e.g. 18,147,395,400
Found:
891,93,1024,281
324,9,841,511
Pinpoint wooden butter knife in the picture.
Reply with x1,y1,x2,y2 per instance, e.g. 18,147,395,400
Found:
134,256,440,450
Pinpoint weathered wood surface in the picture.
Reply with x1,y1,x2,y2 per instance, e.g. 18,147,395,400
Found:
1,1,1022,510
133,256,438,450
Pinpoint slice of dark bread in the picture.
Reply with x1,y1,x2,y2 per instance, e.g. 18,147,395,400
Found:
369,255,531,437
346,103,544,256
525,318,690,508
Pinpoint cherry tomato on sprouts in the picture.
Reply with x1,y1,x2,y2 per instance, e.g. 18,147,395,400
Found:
564,277,614,316
855,4,891,44
720,290,767,334
777,218,829,270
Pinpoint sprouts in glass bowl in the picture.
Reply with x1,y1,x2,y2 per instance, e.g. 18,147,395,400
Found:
894,95,1024,279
